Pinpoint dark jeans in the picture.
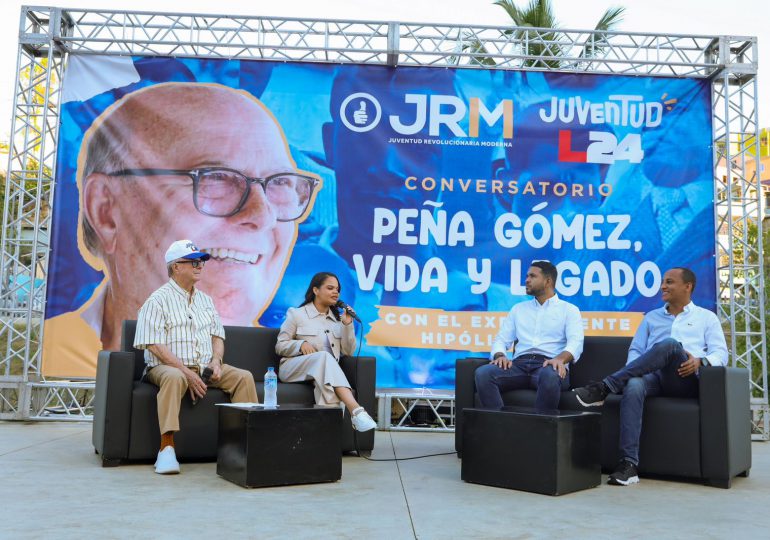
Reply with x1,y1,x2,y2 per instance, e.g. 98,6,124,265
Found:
474,354,570,413
603,337,699,466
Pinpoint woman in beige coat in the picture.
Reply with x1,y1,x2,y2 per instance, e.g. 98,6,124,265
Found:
275,271,377,431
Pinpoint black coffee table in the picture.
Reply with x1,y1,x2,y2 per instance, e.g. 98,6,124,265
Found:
461,407,600,495
216,404,342,488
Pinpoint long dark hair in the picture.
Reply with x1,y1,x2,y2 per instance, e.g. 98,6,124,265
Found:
300,271,341,321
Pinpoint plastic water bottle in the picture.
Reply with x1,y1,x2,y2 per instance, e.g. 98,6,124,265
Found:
264,367,278,408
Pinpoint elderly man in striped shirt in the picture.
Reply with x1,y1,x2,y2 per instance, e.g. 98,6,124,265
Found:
135,239,258,474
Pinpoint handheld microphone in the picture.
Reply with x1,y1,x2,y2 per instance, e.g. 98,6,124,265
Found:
336,300,361,323
201,367,214,385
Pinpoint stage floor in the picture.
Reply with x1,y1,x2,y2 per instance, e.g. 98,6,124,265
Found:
0,421,768,539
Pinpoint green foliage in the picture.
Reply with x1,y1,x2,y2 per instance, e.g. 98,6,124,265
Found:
727,220,770,398
0,321,30,378
1,58,58,223
577,5,625,60
458,0,625,67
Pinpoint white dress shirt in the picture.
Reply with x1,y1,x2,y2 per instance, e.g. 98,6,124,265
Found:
491,294,584,364
627,301,728,366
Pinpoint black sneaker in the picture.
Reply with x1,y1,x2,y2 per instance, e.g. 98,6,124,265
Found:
608,459,639,486
573,381,609,407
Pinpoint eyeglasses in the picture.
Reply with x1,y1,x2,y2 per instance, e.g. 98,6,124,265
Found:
108,167,320,220
176,259,206,268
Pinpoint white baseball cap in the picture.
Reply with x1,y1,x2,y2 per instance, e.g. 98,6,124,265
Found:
164,239,211,264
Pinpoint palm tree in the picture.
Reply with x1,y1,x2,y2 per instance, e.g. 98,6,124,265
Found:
462,0,625,68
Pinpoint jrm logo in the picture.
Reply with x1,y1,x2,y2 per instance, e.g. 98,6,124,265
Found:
340,93,513,138
340,93,382,132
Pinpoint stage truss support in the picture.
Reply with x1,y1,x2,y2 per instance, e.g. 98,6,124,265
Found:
711,37,768,439
1,6,765,436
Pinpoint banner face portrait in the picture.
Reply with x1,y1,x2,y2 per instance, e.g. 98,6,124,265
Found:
44,55,716,387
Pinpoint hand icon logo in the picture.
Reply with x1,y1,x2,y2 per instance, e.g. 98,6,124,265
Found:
339,92,381,132
353,101,368,125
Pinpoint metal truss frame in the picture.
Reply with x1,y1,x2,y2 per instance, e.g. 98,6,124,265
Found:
377,390,456,432
1,6,765,436
1,7,70,420
711,38,768,439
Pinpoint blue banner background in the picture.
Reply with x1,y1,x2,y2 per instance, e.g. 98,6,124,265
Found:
47,57,715,387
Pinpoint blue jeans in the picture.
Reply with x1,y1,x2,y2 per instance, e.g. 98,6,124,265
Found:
474,354,570,413
603,338,699,465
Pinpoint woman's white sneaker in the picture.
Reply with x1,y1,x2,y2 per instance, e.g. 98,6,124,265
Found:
351,408,377,432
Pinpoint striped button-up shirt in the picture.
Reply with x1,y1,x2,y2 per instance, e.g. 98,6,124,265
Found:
134,279,225,369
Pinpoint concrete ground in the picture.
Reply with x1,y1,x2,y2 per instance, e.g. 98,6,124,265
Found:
0,422,768,539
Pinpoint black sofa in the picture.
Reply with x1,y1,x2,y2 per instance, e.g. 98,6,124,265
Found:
455,336,752,488
93,320,376,466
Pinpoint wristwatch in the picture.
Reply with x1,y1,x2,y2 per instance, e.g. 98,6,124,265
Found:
700,357,710,367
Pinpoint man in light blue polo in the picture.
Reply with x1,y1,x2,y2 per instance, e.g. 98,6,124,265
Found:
573,267,728,486
474,261,584,413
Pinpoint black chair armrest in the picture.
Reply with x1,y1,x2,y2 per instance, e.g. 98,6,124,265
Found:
93,350,136,463
339,355,376,453
455,357,488,453
340,355,376,414
699,366,752,485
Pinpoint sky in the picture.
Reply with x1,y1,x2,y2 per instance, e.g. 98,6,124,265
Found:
0,0,766,143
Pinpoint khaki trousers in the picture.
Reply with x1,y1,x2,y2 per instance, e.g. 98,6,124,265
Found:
278,351,351,406
146,364,258,433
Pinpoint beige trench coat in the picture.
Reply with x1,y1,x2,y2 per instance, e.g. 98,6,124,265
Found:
275,304,356,361
275,304,357,405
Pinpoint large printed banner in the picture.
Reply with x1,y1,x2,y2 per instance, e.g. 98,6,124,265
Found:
43,56,716,387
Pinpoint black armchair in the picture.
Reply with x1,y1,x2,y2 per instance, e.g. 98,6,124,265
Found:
454,336,751,487
93,320,376,466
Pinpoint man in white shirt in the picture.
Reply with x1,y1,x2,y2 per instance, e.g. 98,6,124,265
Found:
475,261,584,413
573,267,728,486
134,239,258,475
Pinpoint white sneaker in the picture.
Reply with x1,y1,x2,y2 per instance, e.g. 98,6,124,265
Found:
351,408,377,432
154,446,180,475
